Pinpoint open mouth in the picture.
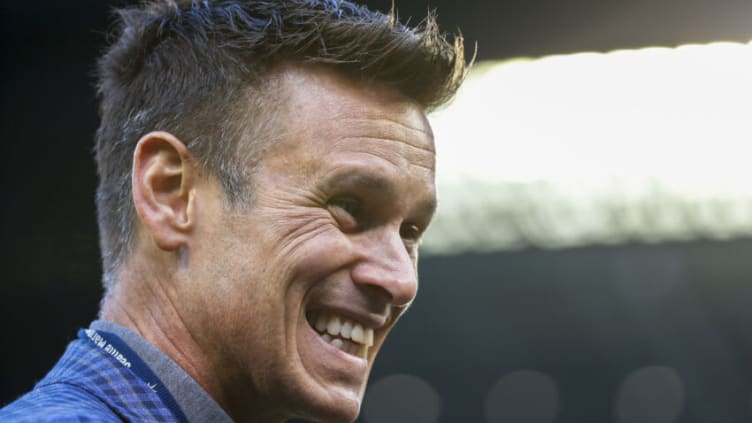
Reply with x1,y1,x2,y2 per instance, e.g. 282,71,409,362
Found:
306,311,374,360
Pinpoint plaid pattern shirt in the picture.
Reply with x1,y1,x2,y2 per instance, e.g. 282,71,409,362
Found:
0,334,181,422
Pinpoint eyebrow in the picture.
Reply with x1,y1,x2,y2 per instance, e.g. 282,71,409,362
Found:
324,168,437,218
323,170,398,203
333,170,393,192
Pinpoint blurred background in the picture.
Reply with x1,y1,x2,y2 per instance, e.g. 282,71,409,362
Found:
2,1,752,422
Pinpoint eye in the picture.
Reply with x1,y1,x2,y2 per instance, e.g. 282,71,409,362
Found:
331,197,359,215
328,197,361,231
400,223,423,245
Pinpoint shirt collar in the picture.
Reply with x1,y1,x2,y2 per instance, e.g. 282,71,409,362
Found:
90,320,234,423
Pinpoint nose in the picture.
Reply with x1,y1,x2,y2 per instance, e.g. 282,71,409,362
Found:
350,228,418,307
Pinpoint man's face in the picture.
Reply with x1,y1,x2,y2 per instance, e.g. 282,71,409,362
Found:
184,68,437,422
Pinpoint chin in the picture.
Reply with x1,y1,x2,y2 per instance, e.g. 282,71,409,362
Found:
283,383,363,423
280,308,378,422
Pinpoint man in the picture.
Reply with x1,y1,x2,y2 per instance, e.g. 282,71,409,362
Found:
0,0,466,422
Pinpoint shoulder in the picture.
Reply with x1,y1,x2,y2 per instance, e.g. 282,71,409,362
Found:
2,334,177,422
0,381,121,422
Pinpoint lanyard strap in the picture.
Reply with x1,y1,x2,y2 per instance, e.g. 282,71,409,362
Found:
79,328,190,423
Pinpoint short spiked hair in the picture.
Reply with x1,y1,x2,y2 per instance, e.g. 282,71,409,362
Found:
94,0,468,291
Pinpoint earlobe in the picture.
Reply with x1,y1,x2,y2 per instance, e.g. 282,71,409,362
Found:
132,131,196,252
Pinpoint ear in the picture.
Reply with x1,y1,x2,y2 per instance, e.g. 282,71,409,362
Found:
132,131,196,252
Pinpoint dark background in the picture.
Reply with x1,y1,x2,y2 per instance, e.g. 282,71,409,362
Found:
3,1,752,422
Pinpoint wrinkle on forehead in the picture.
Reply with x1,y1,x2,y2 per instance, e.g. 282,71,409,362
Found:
335,115,434,151
262,66,438,185
279,66,433,135
332,106,433,135
343,144,435,173
330,110,436,172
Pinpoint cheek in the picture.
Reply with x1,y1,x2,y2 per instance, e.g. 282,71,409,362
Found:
282,224,355,284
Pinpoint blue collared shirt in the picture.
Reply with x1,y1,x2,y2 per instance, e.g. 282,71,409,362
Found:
0,321,233,423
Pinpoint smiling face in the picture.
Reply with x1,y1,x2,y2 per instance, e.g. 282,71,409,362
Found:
182,67,437,422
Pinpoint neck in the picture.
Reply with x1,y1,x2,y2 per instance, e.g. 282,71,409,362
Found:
99,263,219,411
99,261,286,423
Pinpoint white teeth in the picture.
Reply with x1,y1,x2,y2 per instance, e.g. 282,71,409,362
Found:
311,313,375,348
331,339,344,349
326,316,341,336
365,328,374,347
315,315,328,332
351,324,364,344
340,321,352,338
351,324,375,347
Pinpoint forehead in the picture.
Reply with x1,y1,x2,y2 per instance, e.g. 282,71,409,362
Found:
265,67,437,181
